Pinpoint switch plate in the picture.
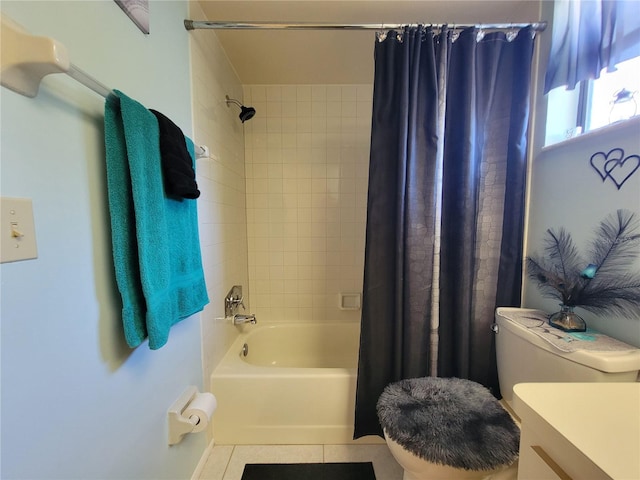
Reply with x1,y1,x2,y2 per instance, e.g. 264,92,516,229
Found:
1,197,38,263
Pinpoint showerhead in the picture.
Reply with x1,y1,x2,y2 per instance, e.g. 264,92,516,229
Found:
239,105,256,122
225,95,256,123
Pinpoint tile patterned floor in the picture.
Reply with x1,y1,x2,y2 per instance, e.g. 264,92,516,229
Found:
198,444,403,480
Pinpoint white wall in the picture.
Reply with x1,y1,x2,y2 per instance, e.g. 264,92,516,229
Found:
523,118,640,346
523,0,640,347
243,85,372,323
1,2,207,478
187,1,249,386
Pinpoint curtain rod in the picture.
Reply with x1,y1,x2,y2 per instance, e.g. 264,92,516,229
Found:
0,14,212,158
184,20,547,32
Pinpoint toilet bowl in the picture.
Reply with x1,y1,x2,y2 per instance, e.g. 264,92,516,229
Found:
385,431,518,480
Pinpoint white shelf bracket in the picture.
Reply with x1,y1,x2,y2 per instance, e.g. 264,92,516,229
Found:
1,14,70,98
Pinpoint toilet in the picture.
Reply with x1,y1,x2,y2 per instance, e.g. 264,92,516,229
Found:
378,307,640,480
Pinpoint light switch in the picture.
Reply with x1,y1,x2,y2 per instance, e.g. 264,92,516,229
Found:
1,197,38,263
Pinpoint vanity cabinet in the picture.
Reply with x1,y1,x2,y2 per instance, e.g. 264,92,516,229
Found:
513,383,640,480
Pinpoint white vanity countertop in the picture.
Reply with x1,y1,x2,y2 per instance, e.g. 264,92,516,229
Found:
514,383,640,480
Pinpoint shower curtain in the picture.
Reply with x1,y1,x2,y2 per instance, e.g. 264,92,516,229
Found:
354,26,534,438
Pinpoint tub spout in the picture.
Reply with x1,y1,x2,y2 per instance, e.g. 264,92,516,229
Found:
233,313,257,325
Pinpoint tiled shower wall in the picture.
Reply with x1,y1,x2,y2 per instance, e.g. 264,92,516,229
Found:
189,1,249,382
243,85,373,323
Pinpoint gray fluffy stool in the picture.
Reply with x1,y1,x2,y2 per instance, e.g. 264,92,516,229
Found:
377,377,519,471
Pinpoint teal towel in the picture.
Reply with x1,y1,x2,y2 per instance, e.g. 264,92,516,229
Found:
104,90,209,349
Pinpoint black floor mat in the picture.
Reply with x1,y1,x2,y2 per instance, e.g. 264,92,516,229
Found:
241,462,376,480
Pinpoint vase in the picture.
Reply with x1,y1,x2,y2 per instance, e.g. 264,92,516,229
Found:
549,305,587,332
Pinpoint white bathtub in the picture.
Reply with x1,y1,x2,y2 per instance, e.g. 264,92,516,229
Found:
210,322,381,445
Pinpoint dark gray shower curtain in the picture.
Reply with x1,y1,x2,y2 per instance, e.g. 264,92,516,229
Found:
354,26,534,438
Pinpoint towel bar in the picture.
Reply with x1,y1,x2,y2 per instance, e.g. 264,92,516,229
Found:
1,13,208,155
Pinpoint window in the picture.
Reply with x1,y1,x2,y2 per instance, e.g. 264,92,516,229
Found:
545,55,640,146
584,56,640,131
542,0,640,146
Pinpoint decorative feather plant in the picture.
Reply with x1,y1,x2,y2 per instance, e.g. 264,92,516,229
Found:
526,209,640,318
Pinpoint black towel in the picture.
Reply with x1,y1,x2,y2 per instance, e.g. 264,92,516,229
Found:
150,109,200,199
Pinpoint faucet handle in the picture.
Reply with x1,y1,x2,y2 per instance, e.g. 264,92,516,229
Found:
236,297,246,310
225,285,245,317
228,295,245,310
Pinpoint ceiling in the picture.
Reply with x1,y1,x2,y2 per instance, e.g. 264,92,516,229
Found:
196,1,542,85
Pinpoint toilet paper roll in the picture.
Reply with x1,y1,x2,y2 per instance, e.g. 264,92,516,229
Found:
184,392,217,433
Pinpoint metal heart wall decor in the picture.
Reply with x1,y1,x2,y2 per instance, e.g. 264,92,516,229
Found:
589,148,640,190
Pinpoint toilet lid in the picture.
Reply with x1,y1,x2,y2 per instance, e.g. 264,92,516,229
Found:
377,377,519,471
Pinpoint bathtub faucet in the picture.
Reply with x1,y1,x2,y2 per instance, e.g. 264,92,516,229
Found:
225,285,245,317
233,313,257,325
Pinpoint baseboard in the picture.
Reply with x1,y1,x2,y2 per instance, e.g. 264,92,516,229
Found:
191,438,215,480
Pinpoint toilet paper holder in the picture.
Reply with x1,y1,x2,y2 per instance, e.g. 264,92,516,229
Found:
167,386,216,446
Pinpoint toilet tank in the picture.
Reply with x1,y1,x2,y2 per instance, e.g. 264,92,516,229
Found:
495,307,640,408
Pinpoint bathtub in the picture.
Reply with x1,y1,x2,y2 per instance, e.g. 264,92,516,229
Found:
210,322,381,445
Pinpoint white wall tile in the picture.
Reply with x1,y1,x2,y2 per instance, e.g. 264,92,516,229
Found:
245,85,371,323
191,25,249,383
